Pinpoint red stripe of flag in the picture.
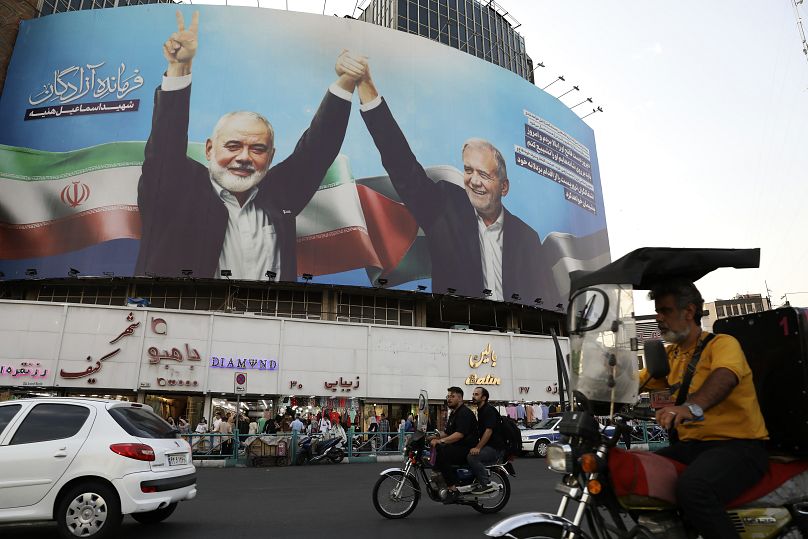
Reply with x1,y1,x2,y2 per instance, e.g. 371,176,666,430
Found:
0,206,141,259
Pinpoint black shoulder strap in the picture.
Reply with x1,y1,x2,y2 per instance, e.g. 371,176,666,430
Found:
675,333,717,406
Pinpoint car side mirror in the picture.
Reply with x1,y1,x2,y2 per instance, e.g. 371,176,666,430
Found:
644,340,670,379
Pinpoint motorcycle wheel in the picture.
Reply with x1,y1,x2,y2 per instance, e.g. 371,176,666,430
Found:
472,469,511,514
496,523,565,538
372,471,420,519
329,448,345,463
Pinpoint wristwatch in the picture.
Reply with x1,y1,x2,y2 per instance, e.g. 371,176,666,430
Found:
684,402,704,420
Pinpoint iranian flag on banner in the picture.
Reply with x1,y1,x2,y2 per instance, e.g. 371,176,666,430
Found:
0,141,432,285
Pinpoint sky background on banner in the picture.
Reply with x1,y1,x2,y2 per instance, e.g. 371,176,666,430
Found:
188,0,808,315
0,3,607,289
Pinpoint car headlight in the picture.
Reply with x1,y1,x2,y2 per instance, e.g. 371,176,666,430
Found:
546,443,574,473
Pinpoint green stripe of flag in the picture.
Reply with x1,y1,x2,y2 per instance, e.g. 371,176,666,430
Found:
0,142,147,180
0,141,355,187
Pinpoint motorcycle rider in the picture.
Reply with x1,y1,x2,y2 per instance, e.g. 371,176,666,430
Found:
468,386,505,495
640,278,768,539
430,386,479,503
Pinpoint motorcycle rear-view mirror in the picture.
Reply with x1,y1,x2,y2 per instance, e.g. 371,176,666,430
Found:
644,340,670,379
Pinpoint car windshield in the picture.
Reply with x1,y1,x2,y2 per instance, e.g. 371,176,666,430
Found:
533,418,557,430
109,406,179,439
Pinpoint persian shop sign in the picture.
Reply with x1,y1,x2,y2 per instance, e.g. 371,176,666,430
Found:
465,343,501,386
210,357,278,371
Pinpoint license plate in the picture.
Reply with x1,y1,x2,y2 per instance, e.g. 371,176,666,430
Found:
168,453,187,466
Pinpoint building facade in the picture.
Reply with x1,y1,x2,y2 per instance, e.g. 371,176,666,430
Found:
702,293,771,332
358,0,534,82
0,299,567,431
36,0,173,17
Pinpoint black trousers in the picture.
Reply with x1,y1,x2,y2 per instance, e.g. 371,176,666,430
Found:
435,444,470,486
655,439,768,539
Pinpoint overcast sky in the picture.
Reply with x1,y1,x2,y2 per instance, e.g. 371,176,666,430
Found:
182,0,808,314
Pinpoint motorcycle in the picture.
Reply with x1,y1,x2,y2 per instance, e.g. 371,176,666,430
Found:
296,430,346,465
372,430,516,518
487,247,808,539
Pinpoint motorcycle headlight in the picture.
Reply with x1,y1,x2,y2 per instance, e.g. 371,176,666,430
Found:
546,443,574,473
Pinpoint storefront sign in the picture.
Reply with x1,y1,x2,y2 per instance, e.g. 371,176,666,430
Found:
465,343,501,385
468,343,497,368
156,377,199,387
210,357,278,370
519,386,530,394
324,376,359,392
59,311,137,385
147,344,201,364
464,373,501,385
1,362,49,379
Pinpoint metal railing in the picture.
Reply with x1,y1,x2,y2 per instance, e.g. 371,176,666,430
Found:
616,420,669,451
182,427,416,466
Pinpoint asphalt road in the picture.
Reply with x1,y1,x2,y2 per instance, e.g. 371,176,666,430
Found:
0,456,562,538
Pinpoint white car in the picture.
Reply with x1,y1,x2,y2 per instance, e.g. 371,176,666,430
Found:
0,398,197,538
519,416,563,457
520,416,618,457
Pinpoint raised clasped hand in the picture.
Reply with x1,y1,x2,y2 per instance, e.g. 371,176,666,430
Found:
335,49,368,82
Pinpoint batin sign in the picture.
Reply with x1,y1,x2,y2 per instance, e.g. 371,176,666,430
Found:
465,343,501,386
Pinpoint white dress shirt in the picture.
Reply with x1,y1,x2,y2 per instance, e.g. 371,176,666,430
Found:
478,209,505,301
210,177,280,281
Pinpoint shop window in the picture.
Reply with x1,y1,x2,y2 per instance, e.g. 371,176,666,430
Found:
10,404,90,445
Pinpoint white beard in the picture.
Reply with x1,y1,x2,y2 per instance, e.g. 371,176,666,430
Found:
661,324,690,344
209,160,268,194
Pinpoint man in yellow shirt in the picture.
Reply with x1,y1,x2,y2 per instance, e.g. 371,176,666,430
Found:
641,279,768,539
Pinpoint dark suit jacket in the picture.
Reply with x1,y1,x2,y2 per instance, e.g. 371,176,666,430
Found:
135,84,351,280
361,99,555,302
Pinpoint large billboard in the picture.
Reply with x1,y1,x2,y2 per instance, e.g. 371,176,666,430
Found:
0,5,609,307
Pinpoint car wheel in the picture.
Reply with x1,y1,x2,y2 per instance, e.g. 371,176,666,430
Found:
131,503,178,525
534,440,549,458
56,481,122,539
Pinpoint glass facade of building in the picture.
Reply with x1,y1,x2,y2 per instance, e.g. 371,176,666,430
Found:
37,0,173,17
359,0,534,83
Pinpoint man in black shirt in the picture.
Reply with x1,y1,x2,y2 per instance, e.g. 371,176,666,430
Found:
430,386,478,502
469,386,505,494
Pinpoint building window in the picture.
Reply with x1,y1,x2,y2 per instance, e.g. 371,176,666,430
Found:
336,293,414,326
37,283,127,306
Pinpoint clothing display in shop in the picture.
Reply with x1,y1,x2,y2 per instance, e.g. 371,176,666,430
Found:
540,403,549,419
532,404,543,421
525,404,534,423
516,403,526,420
505,405,517,419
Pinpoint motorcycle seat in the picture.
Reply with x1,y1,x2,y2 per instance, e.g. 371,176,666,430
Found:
608,448,808,509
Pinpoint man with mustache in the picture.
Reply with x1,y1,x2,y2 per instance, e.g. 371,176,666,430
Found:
353,61,553,302
136,11,366,280
641,279,768,539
